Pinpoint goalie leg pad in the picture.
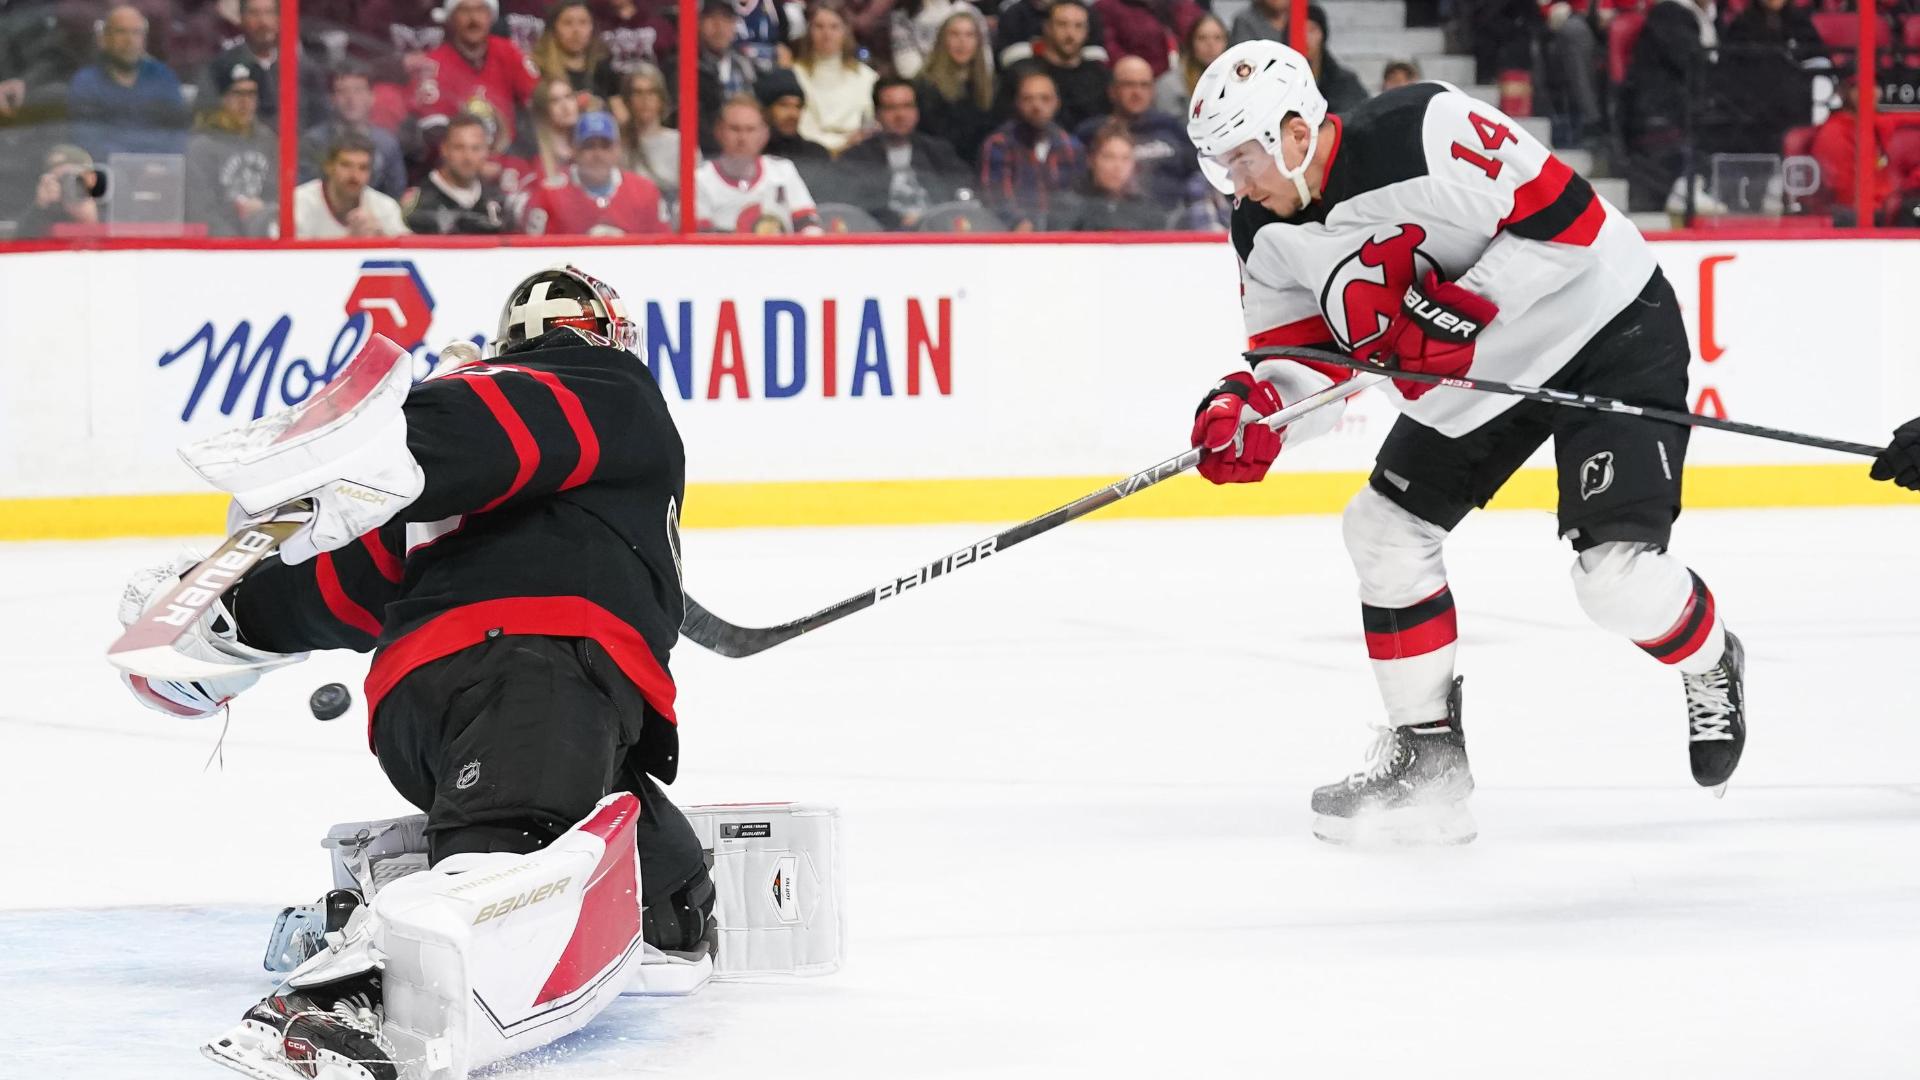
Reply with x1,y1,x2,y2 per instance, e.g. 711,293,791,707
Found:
686,802,843,978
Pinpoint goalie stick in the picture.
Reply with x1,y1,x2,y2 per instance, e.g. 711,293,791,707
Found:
1246,345,1887,458
106,334,409,682
678,372,1386,658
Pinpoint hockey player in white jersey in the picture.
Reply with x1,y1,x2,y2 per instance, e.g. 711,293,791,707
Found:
1183,42,1746,844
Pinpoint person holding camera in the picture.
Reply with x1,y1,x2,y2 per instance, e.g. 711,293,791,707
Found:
19,145,104,239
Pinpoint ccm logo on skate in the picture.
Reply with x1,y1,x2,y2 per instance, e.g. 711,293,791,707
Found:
473,876,572,925
875,538,997,600
155,531,279,626
1403,287,1479,338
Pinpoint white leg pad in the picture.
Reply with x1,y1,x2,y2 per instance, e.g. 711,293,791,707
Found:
1570,541,1725,674
1342,486,1450,608
687,803,844,978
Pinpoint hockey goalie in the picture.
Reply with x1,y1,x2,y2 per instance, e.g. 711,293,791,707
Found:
110,265,840,1079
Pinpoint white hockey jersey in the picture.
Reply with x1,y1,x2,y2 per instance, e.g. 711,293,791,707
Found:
693,155,823,234
1236,82,1658,439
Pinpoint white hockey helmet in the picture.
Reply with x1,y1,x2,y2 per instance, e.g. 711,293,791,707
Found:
496,263,639,353
1187,40,1328,206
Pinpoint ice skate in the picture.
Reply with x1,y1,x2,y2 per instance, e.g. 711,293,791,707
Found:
1685,630,1746,796
203,969,398,1080
1312,677,1476,846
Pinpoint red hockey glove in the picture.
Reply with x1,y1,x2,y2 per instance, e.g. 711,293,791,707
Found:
1189,371,1285,484
1365,271,1499,401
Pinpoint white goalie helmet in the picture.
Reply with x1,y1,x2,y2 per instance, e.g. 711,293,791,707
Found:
1187,40,1328,205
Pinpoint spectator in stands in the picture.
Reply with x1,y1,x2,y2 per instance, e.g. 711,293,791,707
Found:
694,0,765,151
995,0,1106,71
980,68,1084,229
999,0,1110,131
916,11,998,167
498,77,579,195
1810,78,1904,222
758,67,834,187
197,0,325,129
1301,5,1367,114
1622,0,1717,211
1469,0,1542,91
831,75,969,228
500,0,549,56
412,0,542,152
734,0,796,69
1228,0,1288,46
1716,0,1823,157
598,0,679,87
531,1,620,108
1536,0,1607,144
0,2,85,128
1095,0,1199,79
1075,54,1193,203
295,131,410,236
69,5,190,160
794,0,881,153
404,112,513,232
1381,59,1420,90
17,145,103,239
1154,13,1225,117
523,110,667,234
695,95,826,233
890,0,987,79
185,59,278,237
300,65,408,199
1058,120,1161,229
619,63,681,202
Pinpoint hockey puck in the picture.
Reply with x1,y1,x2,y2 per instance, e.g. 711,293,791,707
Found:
309,682,352,721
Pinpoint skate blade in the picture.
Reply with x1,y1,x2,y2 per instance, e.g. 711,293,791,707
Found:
203,1021,385,1080
1314,800,1477,847
1710,782,1728,799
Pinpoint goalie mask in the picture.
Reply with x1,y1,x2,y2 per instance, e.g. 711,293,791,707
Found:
496,264,639,353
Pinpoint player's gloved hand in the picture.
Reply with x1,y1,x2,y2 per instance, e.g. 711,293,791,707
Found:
1363,270,1499,401
116,552,305,718
1870,417,1920,490
1190,371,1286,484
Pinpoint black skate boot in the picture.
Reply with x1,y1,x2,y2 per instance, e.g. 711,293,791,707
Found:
1684,630,1746,795
205,969,398,1080
1311,677,1475,845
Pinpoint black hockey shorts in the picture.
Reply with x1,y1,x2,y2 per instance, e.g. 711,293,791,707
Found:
1367,269,1691,552
373,633,713,952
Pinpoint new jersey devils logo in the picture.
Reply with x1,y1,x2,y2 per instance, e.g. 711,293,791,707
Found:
1317,224,1439,353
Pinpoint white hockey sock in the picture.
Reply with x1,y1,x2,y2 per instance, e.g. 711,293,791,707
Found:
1345,487,1459,726
1571,542,1726,675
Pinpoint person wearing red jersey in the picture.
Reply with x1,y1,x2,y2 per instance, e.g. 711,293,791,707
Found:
411,0,540,150
1182,42,1747,845
523,110,667,234
116,267,712,1080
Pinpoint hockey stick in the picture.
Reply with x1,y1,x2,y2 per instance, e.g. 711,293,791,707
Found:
679,372,1387,658
1246,345,1886,457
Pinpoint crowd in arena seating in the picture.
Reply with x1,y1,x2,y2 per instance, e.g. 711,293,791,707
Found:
3,0,1915,239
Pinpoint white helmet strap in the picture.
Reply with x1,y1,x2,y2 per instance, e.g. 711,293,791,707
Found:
1279,119,1318,207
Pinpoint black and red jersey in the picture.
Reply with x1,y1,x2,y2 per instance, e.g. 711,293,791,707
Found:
229,328,687,779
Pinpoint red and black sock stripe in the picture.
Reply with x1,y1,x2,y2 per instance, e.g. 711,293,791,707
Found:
1362,585,1458,661
1636,571,1716,665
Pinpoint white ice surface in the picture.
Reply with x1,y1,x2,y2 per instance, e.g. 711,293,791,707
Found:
4,507,1920,1078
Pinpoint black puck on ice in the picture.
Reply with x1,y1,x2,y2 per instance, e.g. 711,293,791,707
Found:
309,682,352,721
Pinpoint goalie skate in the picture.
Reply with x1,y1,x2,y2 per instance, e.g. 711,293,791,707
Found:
1311,677,1476,846
202,971,399,1080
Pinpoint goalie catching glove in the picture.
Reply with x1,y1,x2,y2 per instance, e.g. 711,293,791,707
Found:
1361,270,1499,401
116,551,304,717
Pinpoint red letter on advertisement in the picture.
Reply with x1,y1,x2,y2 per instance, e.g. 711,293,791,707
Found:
707,300,750,399
1694,386,1727,419
906,298,952,397
821,299,838,398
1698,254,1735,363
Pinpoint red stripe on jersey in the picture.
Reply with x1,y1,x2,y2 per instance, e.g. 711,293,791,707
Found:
1554,196,1606,247
360,532,404,584
1499,156,1574,231
535,793,642,1006
316,552,383,638
1249,318,1353,384
363,595,679,746
457,376,542,512
497,365,601,490
1363,605,1458,660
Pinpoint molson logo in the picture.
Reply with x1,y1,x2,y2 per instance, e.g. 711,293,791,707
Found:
157,260,957,425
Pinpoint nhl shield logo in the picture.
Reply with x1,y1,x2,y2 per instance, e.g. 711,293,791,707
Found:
456,760,482,790
1579,451,1616,501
